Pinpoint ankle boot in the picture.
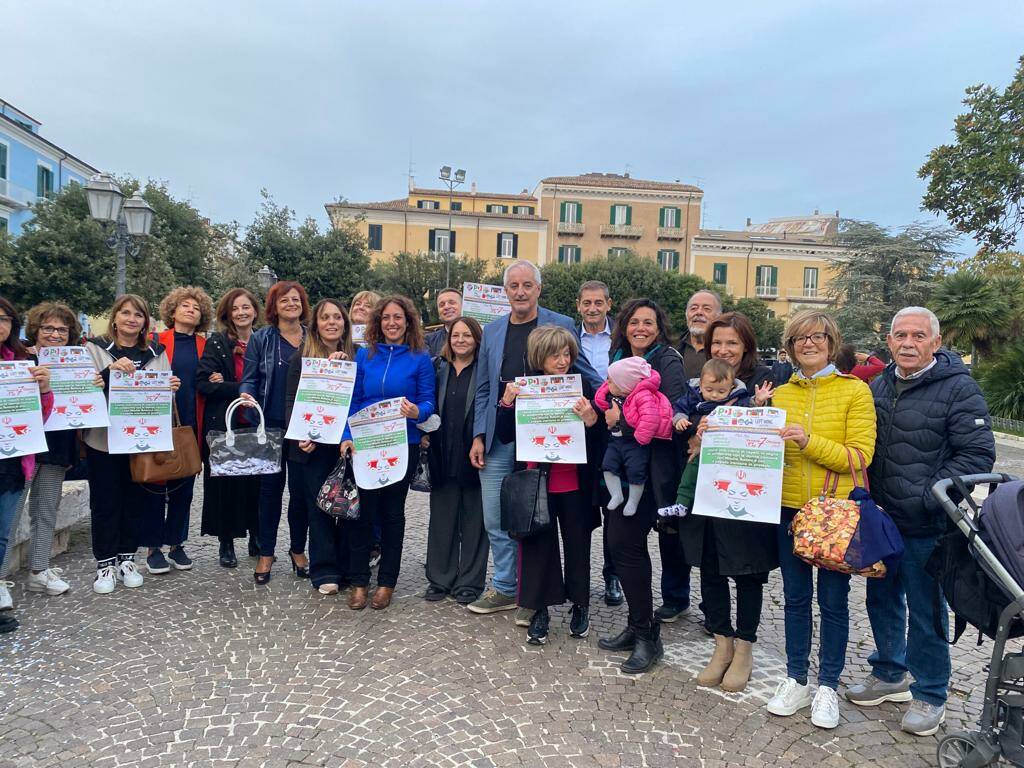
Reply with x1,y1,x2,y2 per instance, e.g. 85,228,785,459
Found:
218,539,237,568
697,634,735,687
721,639,754,692
621,623,663,674
598,624,636,652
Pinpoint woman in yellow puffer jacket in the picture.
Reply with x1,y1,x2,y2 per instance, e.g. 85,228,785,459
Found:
764,309,876,731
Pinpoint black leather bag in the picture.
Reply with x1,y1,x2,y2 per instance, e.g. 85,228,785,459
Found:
500,467,551,540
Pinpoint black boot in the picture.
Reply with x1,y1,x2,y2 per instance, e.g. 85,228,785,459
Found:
603,576,624,606
621,622,663,674
219,539,238,568
598,623,636,652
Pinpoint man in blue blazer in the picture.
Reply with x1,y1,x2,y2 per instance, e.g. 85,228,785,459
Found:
467,260,601,616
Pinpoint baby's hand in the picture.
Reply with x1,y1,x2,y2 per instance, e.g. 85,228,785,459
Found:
674,416,691,432
754,381,775,406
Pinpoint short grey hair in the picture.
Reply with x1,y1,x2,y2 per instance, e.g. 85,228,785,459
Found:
503,260,541,286
578,280,610,300
891,306,940,336
687,289,722,313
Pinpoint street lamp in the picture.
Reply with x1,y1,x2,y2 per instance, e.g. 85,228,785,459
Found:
85,174,155,297
439,165,466,287
257,264,278,293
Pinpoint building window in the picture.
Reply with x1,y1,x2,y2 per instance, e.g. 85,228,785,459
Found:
610,205,631,226
486,204,508,214
430,228,454,253
0,217,7,234
713,263,727,285
0,144,7,179
37,165,54,199
560,201,582,224
367,224,383,251
513,205,534,215
755,265,779,298
497,232,518,258
660,206,680,228
417,200,439,210
608,247,628,258
803,267,819,295
658,249,680,272
450,201,462,211
557,245,581,264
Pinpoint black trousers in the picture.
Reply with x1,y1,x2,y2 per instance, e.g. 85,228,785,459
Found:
85,446,159,562
699,523,768,642
294,451,352,589
601,509,616,581
426,480,488,598
518,490,591,611
354,458,416,589
606,502,654,630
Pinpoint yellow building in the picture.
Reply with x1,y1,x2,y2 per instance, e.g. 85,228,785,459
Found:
691,213,843,315
325,184,547,268
532,173,703,270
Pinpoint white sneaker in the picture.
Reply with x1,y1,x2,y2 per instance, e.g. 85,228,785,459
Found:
117,560,144,588
811,685,841,729
93,565,116,595
0,581,13,610
27,568,70,596
766,677,814,716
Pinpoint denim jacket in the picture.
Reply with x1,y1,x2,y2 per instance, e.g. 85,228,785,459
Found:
239,325,306,411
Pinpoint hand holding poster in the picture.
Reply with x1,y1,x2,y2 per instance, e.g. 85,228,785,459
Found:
348,397,409,489
462,283,511,325
285,358,356,444
107,370,174,454
37,346,109,431
0,361,48,458
692,406,786,525
514,374,586,464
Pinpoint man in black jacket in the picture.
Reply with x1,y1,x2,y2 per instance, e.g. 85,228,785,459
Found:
845,307,995,737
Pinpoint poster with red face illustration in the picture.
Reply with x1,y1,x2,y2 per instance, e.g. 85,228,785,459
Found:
38,346,109,431
692,406,786,524
514,374,586,464
347,397,409,489
0,361,48,458
284,358,356,444
107,370,173,454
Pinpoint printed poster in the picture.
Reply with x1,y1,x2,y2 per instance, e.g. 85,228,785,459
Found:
352,324,366,347
0,361,48,458
107,370,174,454
462,282,511,325
285,358,356,444
514,374,586,464
37,346,109,431
692,406,786,525
348,397,409,489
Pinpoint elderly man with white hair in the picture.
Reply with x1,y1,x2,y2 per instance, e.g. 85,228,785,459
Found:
845,307,995,736
467,260,601,618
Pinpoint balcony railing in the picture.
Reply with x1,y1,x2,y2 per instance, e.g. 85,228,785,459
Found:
755,285,779,299
0,178,37,208
786,287,832,302
557,221,584,235
657,226,684,240
711,283,733,296
599,224,644,238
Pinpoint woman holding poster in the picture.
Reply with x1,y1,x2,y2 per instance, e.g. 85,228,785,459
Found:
764,310,875,730
285,299,355,595
83,295,179,597
340,295,434,611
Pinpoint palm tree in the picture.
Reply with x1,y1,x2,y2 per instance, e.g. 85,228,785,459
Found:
930,271,1010,365
980,338,1024,420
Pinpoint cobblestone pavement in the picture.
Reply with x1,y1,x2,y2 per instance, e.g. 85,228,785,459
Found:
2,442,1022,768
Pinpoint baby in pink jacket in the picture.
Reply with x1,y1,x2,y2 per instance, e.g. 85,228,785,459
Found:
594,356,673,516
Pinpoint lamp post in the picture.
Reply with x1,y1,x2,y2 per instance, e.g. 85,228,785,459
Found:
85,174,155,297
438,166,466,287
257,264,278,293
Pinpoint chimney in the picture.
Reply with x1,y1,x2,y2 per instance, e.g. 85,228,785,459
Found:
835,209,840,218
471,181,477,194
623,172,630,179
813,208,819,215
745,217,751,227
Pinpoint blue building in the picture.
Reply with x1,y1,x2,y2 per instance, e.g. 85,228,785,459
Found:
0,99,98,236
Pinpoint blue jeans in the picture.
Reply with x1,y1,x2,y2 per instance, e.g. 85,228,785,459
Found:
866,534,950,706
479,440,517,597
658,529,692,610
778,507,851,689
0,489,22,571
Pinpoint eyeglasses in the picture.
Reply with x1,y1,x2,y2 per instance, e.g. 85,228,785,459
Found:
791,332,827,346
0,316,12,325
40,325,69,336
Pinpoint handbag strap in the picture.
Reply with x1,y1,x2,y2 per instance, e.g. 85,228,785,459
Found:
846,447,870,491
223,397,268,446
820,468,840,497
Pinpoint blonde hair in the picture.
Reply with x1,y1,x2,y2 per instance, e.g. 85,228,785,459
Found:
783,309,842,364
527,325,578,372
159,286,214,332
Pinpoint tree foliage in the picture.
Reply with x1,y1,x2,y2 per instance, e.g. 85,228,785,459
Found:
725,297,786,351
980,338,1024,421
828,220,955,351
920,56,1024,251
930,271,1010,363
373,251,495,323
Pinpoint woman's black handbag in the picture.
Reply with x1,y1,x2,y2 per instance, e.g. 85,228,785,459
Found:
500,467,552,540
316,456,360,520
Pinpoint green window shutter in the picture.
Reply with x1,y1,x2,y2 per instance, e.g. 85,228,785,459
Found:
609,206,615,225
659,207,665,227
429,229,436,251
0,145,6,178
557,246,564,263
576,202,582,223
770,266,778,288
674,207,681,227
559,202,565,223
37,166,44,197
625,205,632,226
755,266,763,286
672,251,679,271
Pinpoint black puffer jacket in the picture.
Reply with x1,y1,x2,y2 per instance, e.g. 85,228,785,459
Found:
868,349,995,538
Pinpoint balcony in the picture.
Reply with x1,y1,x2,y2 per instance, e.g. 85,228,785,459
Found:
0,178,37,208
786,287,832,303
557,221,584,235
657,226,685,240
711,283,733,296
755,285,780,299
599,224,644,238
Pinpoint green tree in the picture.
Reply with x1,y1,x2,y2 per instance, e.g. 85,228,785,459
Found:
828,220,954,350
293,219,371,305
373,251,492,322
725,297,786,351
980,339,1024,420
209,222,262,299
930,271,1010,364
920,56,1024,251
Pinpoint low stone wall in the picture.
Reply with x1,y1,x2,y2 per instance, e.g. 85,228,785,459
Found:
5,480,90,573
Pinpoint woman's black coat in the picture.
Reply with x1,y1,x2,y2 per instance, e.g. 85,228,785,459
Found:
197,332,243,444
427,357,480,488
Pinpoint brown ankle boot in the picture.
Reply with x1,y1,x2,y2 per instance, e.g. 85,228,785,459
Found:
347,586,368,610
721,639,754,692
696,634,734,687
371,586,394,610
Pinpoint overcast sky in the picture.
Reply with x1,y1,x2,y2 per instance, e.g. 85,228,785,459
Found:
7,2,1022,253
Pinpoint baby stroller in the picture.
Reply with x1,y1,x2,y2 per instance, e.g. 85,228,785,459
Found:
931,474,1024,768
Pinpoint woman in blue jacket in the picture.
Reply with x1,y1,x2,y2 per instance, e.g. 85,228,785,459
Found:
341,295,435,611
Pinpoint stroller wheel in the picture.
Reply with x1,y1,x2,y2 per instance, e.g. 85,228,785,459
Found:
937,731,990,768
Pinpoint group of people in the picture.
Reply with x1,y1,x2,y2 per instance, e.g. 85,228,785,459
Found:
0,259,997,739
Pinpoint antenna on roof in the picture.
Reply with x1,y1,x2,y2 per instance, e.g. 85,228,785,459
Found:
624,163,631,179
